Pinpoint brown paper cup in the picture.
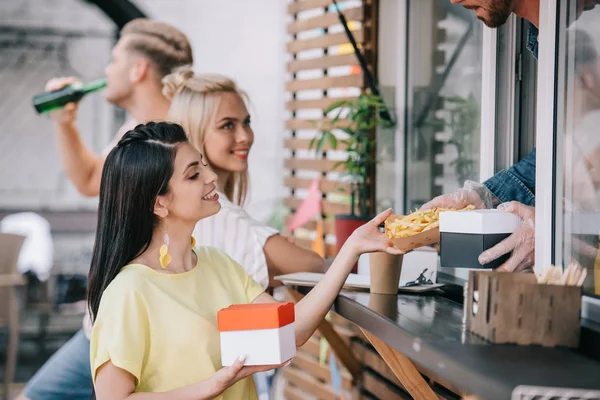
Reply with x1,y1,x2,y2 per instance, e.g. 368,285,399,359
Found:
368,293,399,319
369,252,403,294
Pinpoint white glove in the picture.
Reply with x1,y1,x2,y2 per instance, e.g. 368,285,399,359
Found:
478,201,535,272
421,180,498,210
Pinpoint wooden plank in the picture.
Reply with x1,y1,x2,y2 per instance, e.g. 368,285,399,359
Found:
287,217,335,235
288,288,362,383
284,385,317,400
294,237,337,257
351,338,465,397
287,74,363,92
312,312,361,381
363,371,408,400
299,336,322,359
288,7,363,34
285,138,348,153
284,196,351,215
0,274,26,288
284,215,336,235
360,328,438,400
292,352,354,391
283,367,337,399
331,324,359,345
351,341,404,388
286,118,350,131
284,175,350,194
288,53,359,72
329,312,354,329
284,158,341,172
288,29,364,53
286,96,357,111
288,0,332,14
307,318,360,344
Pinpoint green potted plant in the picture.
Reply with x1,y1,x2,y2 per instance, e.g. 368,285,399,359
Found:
310,92,394,255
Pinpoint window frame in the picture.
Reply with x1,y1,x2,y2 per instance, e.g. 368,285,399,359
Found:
479,25,498,182
536,0,600,321
534,0,559,272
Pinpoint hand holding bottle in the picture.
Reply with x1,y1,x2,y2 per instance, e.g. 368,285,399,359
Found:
43,76,81,125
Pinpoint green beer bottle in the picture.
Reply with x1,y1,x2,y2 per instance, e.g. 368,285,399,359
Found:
32,78,107,114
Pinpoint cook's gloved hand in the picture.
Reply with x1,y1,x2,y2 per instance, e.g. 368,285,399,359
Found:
478,201,535,272
421,180,498,210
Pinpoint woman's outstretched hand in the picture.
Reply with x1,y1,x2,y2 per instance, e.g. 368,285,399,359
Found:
344,208,405,257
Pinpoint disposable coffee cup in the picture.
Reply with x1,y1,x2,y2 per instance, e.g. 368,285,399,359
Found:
369,252,403,294
368,293,399,318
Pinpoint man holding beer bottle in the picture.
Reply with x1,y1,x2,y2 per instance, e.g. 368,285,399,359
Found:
18,18,193,400
42,18,193,197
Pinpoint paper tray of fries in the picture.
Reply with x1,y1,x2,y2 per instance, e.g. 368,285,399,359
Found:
385,218,440,253
385,206,475,253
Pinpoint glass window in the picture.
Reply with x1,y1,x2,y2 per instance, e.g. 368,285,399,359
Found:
555,0,600,296
404,0,483,211
495,17,538,172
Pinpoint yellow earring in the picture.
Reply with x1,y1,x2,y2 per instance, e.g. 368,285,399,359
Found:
159,233,171,268
190,236,196,247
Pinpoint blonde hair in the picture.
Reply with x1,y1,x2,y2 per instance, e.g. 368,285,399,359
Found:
121,19,193,78
162,69,250,206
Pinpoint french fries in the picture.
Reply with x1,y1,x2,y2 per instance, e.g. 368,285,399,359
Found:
537,261,587,287
385,205,476,239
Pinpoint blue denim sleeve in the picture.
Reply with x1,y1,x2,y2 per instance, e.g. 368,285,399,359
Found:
483,149,536,206
527,24,539,60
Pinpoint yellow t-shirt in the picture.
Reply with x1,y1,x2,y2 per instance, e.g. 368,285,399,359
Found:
90,246,265,398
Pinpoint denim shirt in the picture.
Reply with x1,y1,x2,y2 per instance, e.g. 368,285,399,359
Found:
527,24,539,60
483,23,538,207
484,149,536,206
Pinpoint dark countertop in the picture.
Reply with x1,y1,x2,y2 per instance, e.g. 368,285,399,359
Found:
298,284,600,399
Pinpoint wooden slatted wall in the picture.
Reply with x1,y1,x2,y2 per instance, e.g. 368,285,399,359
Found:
282,311,362,399
285,0,379,257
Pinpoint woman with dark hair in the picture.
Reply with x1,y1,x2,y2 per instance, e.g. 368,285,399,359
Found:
87,121,401,399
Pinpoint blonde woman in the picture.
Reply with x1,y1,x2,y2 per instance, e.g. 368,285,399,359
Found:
162,70,324,289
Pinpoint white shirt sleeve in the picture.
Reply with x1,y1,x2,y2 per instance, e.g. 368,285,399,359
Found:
193,193,278,289
102,119,139,155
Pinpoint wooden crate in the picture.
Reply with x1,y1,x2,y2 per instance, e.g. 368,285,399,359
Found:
465,271,582,348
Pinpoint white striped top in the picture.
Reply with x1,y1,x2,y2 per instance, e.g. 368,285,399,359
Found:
193,191,278,290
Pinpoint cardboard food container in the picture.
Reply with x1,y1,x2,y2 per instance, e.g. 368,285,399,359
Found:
385,214,440,253
439,209,521,269
465,271,581,348
218,302,296,366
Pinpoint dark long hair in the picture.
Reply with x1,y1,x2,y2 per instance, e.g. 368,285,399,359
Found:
87,122,188,322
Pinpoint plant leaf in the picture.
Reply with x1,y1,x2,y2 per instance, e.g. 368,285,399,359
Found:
341,127,356,137
326,132,338,150
324,99,353,114
333,161,344,170
316,135,326,153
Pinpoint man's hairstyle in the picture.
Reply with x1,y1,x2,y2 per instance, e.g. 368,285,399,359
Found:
120,19,193,78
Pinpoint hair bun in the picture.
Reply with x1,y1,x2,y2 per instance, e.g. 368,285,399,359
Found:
162,66,194,100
